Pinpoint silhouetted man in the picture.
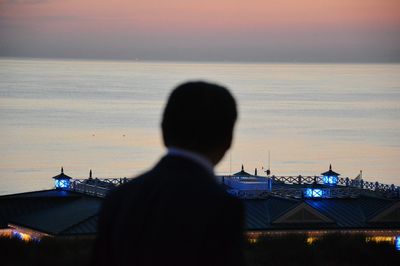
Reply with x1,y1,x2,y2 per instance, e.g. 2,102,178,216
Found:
93,81,244,266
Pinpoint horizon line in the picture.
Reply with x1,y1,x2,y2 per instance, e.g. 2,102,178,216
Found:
1,56,400,65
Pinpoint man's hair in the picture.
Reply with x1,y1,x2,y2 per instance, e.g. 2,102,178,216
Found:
162,81,237,153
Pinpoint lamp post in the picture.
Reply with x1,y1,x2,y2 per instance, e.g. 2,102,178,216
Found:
52,167,72,189
321,164,340,186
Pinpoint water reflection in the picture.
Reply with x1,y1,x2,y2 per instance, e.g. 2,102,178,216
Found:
1,60,400,195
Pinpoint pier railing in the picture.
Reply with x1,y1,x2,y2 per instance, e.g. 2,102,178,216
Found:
222,175,400,199
226,186,363,199
67,178,130,198
64,175,400,199
269,175,400,196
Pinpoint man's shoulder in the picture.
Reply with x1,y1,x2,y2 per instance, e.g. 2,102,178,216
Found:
103,156,240,208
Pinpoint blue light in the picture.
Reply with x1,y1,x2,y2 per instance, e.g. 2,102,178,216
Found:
323,175,338,185
11,231,40,242
305,188,323,198
12,231,24,240
395,236,400,251
55,179,70,189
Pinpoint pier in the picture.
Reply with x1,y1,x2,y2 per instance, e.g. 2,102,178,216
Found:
62,172,400,200
1,165,399,244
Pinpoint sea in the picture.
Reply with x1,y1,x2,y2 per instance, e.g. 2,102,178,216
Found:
0,58,399,195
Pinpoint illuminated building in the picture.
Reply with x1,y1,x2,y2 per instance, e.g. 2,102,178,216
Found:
0,165,399,245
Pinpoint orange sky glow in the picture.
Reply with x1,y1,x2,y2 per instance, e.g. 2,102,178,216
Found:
1,0,399,61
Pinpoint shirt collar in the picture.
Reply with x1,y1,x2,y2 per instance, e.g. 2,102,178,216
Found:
167,147,214,175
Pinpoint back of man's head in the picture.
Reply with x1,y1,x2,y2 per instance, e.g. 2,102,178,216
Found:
162,81,237,157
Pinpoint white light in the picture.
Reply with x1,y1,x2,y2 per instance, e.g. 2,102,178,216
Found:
305,188,323,198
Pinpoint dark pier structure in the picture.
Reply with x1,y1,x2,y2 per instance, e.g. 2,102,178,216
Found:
0,165,399,248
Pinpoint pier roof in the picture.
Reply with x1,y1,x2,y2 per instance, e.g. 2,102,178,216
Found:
9,198,100,235
244,196,400,231
1,168,400,238
0,189,101,236
52,167,72,180
233,165,252,177
321,164,340,176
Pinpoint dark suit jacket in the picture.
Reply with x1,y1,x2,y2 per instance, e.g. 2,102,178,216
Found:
92,155,245,266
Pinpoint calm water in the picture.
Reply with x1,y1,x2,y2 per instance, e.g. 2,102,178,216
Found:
0,58,399,195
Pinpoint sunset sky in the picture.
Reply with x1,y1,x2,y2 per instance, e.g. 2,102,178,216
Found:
0,0,399,62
